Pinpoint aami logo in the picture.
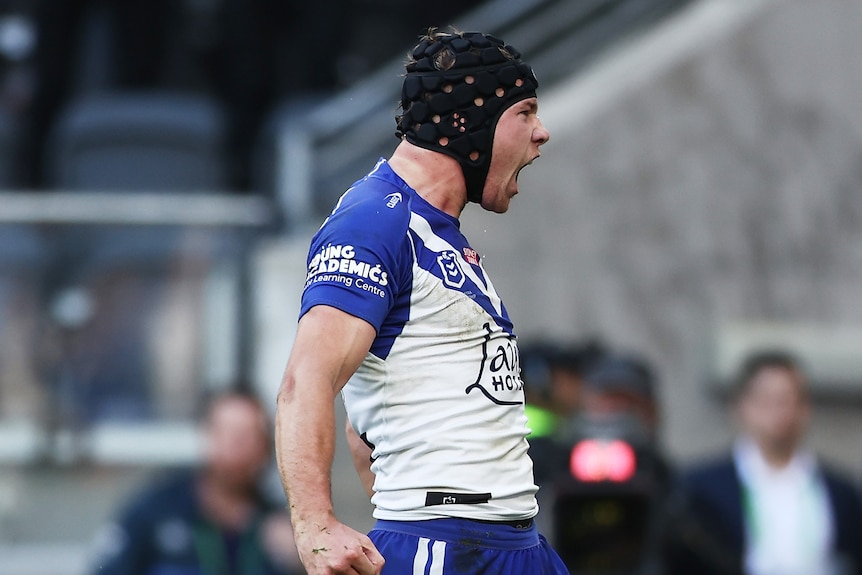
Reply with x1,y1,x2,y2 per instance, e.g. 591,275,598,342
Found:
464,324,523,406
437,251,465,288
384,192,402,208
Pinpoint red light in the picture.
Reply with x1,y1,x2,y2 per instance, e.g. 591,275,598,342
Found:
570,439,637,482
570,440,604,482
605,440,637,481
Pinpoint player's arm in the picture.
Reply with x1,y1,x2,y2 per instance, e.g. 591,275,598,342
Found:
275,304,384,575
345,416,375,499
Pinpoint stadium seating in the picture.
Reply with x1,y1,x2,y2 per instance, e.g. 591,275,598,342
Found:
46,91,227,192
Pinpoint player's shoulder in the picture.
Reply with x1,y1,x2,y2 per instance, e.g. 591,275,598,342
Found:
321,161,414,239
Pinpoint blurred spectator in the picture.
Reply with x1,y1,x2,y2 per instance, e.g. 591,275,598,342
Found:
520,339,606,485
522,339,606,419
671,350,862,575
88,388,304,575
577,353,661,442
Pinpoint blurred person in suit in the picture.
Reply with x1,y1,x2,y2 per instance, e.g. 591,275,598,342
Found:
672,350,862,575
88,388,305,575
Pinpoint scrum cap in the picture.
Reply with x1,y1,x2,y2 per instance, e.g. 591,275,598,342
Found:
396,31,538,203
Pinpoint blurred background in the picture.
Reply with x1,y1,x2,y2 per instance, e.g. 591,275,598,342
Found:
1,0,861,573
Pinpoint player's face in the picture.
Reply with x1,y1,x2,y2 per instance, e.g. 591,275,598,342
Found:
481,97,550,213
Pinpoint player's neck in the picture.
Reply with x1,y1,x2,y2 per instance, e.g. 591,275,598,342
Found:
388,141,468,218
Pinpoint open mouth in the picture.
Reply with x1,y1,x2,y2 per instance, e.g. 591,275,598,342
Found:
516,156,540,180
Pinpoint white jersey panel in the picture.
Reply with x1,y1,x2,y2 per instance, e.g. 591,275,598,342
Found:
342,206,538,521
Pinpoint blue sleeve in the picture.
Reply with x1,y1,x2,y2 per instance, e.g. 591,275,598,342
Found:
300,184,411,332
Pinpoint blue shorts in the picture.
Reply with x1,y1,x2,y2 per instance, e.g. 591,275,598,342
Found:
369,518,569,575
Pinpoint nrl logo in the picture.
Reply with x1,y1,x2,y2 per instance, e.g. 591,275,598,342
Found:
437,251,465,288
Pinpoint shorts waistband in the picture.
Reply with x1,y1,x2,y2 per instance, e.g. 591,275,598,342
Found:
371,517,540,550
464,516,534,529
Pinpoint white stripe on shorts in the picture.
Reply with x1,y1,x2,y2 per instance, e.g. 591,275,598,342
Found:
429,540,446,575
413,537,430,574
413,537,447,575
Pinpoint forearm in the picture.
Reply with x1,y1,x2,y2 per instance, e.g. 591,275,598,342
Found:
276,379,384,575
273,306,383,574
275,370,338,524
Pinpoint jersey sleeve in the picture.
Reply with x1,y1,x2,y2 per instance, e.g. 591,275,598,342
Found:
300,185,411,332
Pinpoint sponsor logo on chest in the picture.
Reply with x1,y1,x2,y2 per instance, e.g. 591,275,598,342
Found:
465,324,524,406
463,247,480,266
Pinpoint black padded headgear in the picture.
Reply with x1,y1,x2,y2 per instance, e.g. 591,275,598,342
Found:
396,31,538,203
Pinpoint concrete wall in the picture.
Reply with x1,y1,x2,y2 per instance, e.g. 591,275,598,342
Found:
461,0,862,468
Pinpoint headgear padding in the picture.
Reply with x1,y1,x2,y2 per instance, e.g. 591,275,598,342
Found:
396,31,538,203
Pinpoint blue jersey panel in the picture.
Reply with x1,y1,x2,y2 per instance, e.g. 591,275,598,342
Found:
300,161,414,339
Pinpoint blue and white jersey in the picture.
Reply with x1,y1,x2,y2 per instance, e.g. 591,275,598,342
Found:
300,159,538,521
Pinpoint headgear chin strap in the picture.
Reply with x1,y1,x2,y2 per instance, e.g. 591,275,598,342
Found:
396,32,538,203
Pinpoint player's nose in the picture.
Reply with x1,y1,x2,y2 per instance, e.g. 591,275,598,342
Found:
534,118,550,145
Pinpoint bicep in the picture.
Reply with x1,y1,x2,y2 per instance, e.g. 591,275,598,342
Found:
283,305,377,398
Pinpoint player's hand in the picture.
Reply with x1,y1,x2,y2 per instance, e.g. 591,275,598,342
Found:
292,514,384,575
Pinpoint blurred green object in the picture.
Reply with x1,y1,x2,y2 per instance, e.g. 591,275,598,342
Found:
525,403,559,439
